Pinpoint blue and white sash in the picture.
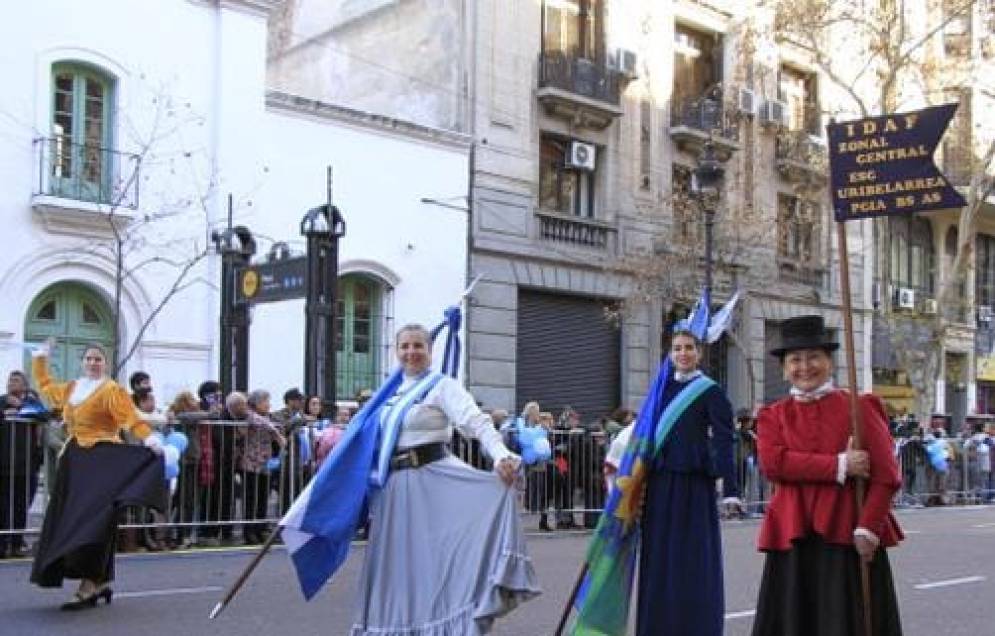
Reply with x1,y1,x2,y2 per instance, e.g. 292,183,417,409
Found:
370,370,445,487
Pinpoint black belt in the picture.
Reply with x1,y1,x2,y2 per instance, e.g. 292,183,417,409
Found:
390,442,449,471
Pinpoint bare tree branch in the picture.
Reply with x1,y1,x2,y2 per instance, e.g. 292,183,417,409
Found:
115,248,210,374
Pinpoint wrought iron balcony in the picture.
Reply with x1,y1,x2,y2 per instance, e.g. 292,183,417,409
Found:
536,51,623,130
775,130,828,184
31,136,141,237
669,88,739,157
33,136,140,209
537,210,616,251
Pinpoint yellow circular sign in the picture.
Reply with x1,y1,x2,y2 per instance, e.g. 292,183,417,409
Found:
241,269,260,298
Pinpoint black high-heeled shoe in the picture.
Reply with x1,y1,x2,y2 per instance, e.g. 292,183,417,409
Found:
60,586,112,611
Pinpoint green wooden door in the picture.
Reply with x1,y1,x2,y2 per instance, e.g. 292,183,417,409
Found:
336,276,382,399
24,283,115,383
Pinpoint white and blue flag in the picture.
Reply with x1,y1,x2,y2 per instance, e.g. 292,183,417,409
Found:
706,289,741,344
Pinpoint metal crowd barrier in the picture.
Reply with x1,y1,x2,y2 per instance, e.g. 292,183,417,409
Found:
0,417,46,552
894,435,995,507
6,416,992,549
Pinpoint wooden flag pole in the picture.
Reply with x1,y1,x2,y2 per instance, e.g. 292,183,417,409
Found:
208,524,283,619
836,220,873,636
209,438,297,619
554,561,589,636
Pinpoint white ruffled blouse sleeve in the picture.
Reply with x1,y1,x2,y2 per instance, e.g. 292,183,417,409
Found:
435,377,513,464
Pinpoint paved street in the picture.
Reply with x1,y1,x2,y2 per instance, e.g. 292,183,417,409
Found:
1,506,992,635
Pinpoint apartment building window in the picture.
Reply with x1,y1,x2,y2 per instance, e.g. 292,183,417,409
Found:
672,165,698,242
977,234,995,307
888,215,934,294
777,195,821,264
778,66,820,136
943,88,972,185
943,1,972,55
539,135,595,218
673,24,722,108
50,63,115,204
639,98,652,188
542,0,605,60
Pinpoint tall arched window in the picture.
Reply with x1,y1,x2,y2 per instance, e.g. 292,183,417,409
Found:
889,215,934,294
50,62,115,203
335,275,386,399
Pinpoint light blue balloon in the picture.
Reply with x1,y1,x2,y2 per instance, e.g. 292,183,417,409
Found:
532,437,552,461
516,423,551,465
266,457,281,471
164,459,179,480
522,446,538,465
927,440,948,472
163,445,180,466
165,431,189,454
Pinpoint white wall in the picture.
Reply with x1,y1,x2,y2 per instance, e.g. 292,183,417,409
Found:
244,103,470,398
0,0,243,393
0,0,468,409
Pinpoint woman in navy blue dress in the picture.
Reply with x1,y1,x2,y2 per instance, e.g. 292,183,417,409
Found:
637,328,741,636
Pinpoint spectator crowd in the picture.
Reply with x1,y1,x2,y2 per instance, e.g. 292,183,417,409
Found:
3,363,994,557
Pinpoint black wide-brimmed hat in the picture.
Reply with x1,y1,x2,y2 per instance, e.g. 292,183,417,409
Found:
769,315,840,358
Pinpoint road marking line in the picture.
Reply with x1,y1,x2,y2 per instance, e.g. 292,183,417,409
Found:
725,609,756,619
114,586,223,599
903,530,922,534
971,522,995,528
913,576,986,590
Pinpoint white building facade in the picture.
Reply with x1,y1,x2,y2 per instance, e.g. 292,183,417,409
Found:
0,0,469,403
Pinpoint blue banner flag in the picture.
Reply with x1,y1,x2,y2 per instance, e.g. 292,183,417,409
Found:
828,103,967,222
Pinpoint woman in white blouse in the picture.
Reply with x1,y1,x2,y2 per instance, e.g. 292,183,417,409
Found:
350,324,541,636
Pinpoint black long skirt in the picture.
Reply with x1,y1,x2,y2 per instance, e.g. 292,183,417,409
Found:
637,470,724,636
31,440,167,587
751,535,903,636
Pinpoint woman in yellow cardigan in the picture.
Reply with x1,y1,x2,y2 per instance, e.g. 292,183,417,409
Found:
30,340,167,610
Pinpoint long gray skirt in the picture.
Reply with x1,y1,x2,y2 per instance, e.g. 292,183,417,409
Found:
350,456,541,635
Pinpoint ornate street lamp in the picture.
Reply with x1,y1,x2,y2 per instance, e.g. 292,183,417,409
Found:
691,142,725,302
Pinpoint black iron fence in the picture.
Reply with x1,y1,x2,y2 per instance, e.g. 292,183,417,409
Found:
670,89,739,143
537,51,621,105
33,136,140,208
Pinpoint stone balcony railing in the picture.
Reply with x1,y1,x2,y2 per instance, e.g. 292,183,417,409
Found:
536,210,617,252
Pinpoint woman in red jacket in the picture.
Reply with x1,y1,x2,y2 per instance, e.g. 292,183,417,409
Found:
752,316,903,636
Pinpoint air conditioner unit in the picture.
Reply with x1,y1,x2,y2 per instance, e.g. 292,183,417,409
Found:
738,88,756,116
614,48,638,79
895,287,916,310
979,304,993,322
922,298,939,315
566,141,597,171
759,99,788,128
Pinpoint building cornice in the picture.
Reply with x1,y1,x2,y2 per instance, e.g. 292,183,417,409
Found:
188,0,282,18
265,90,472,152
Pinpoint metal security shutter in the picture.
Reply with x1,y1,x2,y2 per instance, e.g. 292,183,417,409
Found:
764,320,790,402
516,290,620,420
